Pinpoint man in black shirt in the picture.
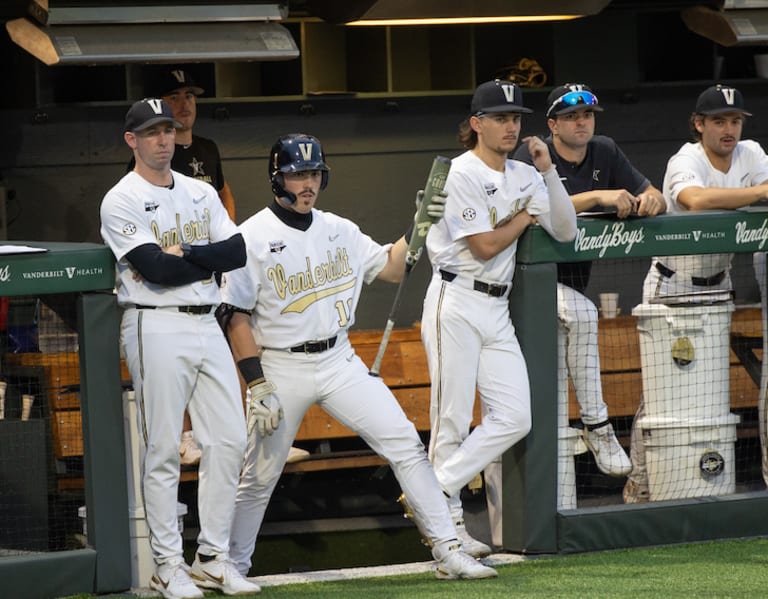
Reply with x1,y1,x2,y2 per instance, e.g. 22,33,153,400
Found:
513,83,665,478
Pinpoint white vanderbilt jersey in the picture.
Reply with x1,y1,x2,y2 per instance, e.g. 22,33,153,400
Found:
426,150,551,283
221,207,389,349
659,139,768,276
100,170,239,307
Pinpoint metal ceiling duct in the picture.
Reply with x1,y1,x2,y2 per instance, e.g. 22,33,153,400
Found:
306,0,613,25
5,2,299,65
682,1,768,46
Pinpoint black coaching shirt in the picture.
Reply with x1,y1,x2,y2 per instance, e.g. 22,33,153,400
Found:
513,134,649,292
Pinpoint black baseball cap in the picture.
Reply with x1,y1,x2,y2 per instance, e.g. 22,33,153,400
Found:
124,98,182,132
695,84,752,116
471,79,532,115
151,68,205,97
546,83,604,117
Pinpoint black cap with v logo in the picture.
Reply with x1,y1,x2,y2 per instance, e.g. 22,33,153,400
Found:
695,85,752,116
470,79,533,115
124,98,182,132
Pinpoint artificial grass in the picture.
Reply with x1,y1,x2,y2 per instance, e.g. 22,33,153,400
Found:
62,537,768,598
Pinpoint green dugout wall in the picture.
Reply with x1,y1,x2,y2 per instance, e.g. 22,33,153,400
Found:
504,207,768,554
4,210,768,596
0,242,129,598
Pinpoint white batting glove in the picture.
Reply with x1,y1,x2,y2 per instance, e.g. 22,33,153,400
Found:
415,189,448,224
247,380,284,437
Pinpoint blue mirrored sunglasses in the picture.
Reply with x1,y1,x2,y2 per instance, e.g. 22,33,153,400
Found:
547,91,598,117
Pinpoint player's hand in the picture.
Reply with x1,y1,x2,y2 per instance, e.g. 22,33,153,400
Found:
523,136,553,174
415,189,448,224
247,380,283,436
162,243,184,257
598,189,636,218
635,191,666,217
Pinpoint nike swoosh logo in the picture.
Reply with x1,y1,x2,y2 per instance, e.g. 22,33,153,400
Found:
152,575,169,589
329,233,340,241
193,196,205,204
201,569,225,584
520,182,532,192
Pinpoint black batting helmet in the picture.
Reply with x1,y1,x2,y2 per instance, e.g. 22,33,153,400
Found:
269,134,329,203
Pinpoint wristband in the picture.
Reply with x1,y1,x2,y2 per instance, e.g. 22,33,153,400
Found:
237,356,265,388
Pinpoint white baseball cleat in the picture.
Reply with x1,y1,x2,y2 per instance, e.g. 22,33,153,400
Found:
179,430,202,466
150,561,203,599
454,519,491,558
190,553,261,595
582,422,631,477
433,542,498,580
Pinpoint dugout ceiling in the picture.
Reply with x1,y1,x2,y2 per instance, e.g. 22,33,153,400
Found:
2,1,299,65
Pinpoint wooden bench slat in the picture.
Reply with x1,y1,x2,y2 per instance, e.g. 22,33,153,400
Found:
7,307,763,484
52,409,83,458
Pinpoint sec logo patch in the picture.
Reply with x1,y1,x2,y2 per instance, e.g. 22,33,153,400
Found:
462,208,477,221
122,223,137,235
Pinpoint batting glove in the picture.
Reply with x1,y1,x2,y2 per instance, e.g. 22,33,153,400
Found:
415,189,448,224
247,380,284,437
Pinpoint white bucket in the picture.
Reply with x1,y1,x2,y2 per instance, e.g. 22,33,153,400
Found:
127,503,188,589
558,426,588,510
641,414,739,501
632,302,734,420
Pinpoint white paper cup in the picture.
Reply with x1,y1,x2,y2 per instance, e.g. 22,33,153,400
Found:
599,292,619,318
21,394,34,421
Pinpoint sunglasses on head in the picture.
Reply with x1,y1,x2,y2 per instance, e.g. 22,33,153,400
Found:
547,90,598,117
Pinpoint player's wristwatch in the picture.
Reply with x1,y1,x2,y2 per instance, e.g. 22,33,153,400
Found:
181,242,192,259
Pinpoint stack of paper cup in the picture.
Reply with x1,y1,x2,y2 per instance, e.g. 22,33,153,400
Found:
599,292,619,318
21,394,34,421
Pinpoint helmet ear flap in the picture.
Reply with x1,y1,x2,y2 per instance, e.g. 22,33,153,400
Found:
320,170,329,191
270,171,297,204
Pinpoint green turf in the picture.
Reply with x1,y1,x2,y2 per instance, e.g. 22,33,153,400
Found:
60,537,768,598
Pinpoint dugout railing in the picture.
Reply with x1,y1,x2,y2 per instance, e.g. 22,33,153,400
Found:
0,242,129,599
4,215,768,596
502,206,768,554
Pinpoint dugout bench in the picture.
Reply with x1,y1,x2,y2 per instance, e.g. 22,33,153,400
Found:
7,323,480,485
7,306,759,486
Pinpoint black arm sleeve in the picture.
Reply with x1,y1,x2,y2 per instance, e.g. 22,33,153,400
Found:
185,233,246,273
125,243,213,286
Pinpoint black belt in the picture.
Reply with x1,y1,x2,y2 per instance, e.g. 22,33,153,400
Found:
289,336,337,353
440,269,508,298
134,304,214,314
655,262,726,287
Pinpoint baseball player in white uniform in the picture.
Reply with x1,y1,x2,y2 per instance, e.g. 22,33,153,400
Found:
624,84,768,502
421,80,577,555
100,98,259,599
218,133,497,580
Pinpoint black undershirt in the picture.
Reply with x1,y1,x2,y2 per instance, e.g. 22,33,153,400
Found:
269,199,312,231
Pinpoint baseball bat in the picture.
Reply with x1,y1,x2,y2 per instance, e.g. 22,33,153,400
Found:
369,155,452,377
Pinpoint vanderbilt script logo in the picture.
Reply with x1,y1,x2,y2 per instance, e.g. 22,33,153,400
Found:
735,219,768,249
0,264,9,282
574,222,644,257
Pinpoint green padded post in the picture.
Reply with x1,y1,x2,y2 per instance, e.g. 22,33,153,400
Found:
503,262,559,553
78,292,131,592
